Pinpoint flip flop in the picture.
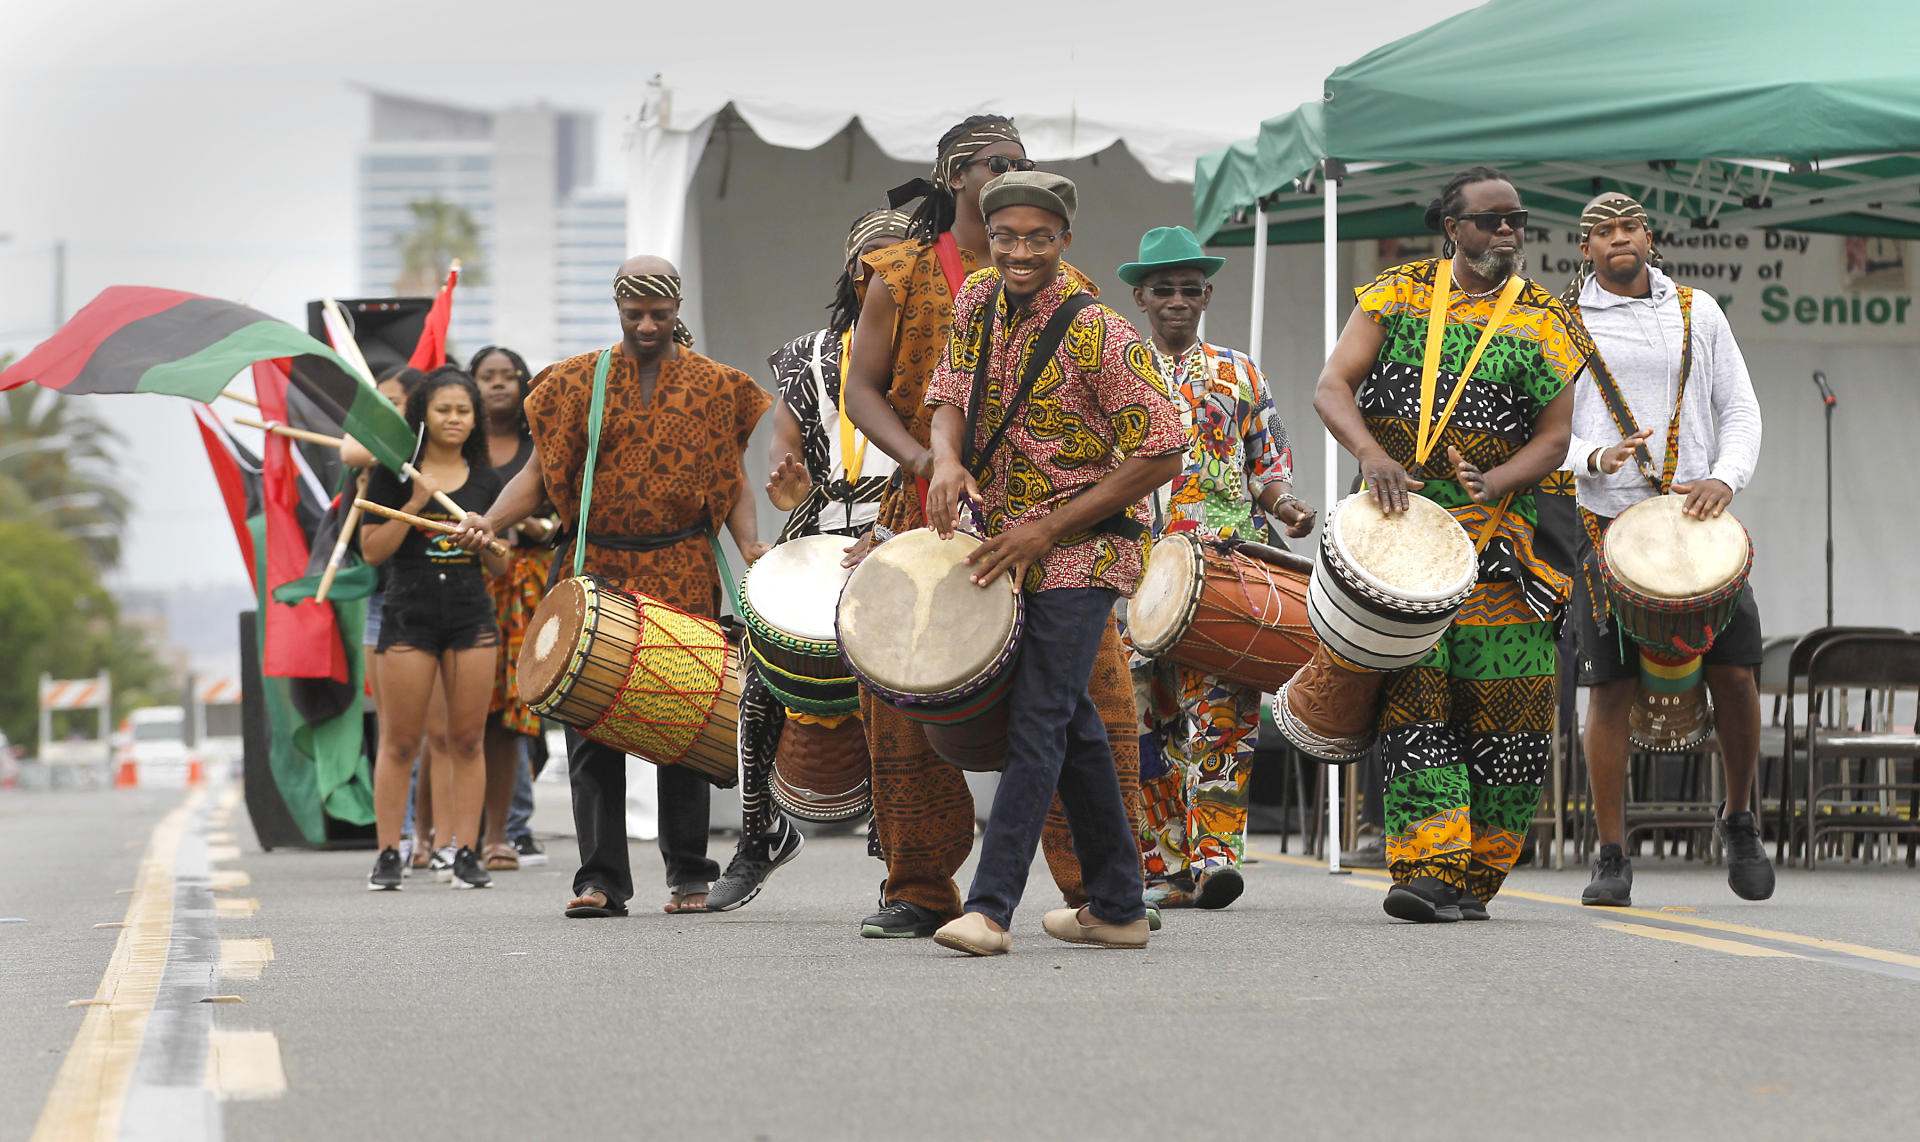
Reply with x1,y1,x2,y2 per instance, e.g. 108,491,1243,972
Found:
662,893,709,914
563,890,628,919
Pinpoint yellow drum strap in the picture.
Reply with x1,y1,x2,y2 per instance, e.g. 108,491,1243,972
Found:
1415,261,1526,468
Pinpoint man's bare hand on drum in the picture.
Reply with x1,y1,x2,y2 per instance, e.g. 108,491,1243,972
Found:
1360,450,1424,514
1447,446,1504,505
1267,493,1318,539
1670,478,1733,519
925,456,981,541
451,513,497,552
1591,427,1655,475
766,451,812,512
740,540,772,565
840,530,879,569
965,520,1050,590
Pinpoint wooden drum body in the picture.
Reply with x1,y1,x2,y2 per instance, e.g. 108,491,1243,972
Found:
772,714,871,821
1276,494,1478,762
1601,495,1752,752
1127,532,1317,692
739,535,861,717
836,529,1022,772
517,576,740,787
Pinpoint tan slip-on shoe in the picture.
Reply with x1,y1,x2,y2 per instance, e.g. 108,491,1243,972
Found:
933,912,1011,957
1041,907,1149,949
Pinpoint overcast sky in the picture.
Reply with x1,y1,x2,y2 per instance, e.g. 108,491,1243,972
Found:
0,0,1481,592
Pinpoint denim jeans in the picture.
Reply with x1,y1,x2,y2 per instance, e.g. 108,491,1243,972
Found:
965,587,1145,929
506,736,535,841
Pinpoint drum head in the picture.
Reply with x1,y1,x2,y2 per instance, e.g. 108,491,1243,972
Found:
838,529,1017,695
1127,532,1202,655
743,534,854,643
1330,493,1477,602
1605,494,1748,599
519,577,591,706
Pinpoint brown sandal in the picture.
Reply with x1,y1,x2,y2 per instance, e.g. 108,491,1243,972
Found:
483,842,519,871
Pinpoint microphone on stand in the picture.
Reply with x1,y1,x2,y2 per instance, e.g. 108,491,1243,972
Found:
1812,370,1836,406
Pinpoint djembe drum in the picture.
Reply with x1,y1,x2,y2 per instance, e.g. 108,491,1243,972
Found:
1127,532,1318,691
1599,494,1753,751
1275,493,1479,762
517,576,740,787
836,528,1022,771
738,534,862,717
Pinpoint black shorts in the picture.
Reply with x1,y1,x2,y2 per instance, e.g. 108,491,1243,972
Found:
1575,572,1764,686
377,571,501,656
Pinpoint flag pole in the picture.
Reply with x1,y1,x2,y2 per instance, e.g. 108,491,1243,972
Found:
234,416,344,449
321,297,470,523
355,498,507,556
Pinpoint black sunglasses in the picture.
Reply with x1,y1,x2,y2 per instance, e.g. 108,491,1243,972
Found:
1146,284,1209,299
964,155,1038,175
1455,210,1529,232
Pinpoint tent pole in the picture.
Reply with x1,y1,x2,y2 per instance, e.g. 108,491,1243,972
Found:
1249,205,1268,366
1323,166,1344,876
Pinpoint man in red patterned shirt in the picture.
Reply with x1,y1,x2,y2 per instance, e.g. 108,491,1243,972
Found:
924,171,1186,956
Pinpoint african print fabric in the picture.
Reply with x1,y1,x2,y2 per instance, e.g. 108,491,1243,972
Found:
1353,258,1592,622
864,616,1141,919
767,328,891,537
525,345,770,619
488,544,557,736
1150,340,1293,540
926,266,1185,595
1136,664,1260,880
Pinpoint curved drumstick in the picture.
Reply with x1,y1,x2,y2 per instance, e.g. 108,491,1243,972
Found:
354,497,508,557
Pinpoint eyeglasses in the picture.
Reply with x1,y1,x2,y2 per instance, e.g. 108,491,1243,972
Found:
987,230,1065,253
964,155,1038,175
1146,284,1209,299
1454,210,1529,232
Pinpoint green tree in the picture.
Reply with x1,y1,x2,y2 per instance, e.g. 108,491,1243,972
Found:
0,518,170,750
1,385,132,570
393,198,486,295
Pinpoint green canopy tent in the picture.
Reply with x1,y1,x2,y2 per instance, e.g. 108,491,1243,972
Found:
1192,0,1920,869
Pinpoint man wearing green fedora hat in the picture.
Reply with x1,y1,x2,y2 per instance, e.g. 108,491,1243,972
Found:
1118,224,1317,911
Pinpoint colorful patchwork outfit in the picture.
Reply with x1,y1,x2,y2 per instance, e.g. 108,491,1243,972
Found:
1354,259,1591,902
1133,340,1294,884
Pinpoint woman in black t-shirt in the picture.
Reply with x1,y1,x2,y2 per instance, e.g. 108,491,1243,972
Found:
360,366,506,890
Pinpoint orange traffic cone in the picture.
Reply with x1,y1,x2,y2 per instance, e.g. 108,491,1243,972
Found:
114,755,138,788
186,757,205,786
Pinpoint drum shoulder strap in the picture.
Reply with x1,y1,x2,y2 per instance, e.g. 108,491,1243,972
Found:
572,348,614,578
1579,285,1694,493
962,290,1097,479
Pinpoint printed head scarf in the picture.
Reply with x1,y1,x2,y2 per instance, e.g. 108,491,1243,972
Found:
614,272,695,346
1564,192,1664,305
844,208,912,265
887,117,1023,211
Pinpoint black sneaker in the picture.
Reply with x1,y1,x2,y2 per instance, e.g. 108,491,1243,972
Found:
707,819,806,912
450,845,492,889
1382,876,1462,923
367,846,403,891
859,899,943,938
1582,844,1633,906
1715,807,1775,901
1340,834,1388,870
1194,866,1245,910
510,834,549,868
1456,891,1488,921
1146,906,1162,932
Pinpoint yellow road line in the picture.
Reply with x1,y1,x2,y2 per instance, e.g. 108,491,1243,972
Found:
32,789,204,1142
1595,921,1800,959
215,897,259,920
205,1031,287,1101
219,938,276,981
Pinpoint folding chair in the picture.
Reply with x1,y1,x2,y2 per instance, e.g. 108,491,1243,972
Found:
1795,634,1920,869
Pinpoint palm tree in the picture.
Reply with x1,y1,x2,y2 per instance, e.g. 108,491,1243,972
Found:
393,198,486,295
0,385,132,570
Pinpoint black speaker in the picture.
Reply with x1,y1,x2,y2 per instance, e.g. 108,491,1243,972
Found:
239,611,312,851
305,297,433,380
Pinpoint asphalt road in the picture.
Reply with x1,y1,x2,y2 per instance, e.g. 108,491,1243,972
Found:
8,773,1920,1142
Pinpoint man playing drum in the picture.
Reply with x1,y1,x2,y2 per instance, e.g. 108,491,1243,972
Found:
454,255,772,918
1564,192,1771,906
1315,167,1587,923
842,117,1146,940
923,171,1186,956
1117,225,1317,910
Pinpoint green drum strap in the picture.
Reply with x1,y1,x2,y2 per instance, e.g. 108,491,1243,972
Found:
707,528,743,617
572,348,613,579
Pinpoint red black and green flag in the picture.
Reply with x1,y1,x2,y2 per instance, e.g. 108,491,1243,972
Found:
0,286,418,472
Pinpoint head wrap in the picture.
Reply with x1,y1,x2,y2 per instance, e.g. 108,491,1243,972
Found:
1564,192,1664,305
614,273,695,346
844,208,912,264
887,119,1023,211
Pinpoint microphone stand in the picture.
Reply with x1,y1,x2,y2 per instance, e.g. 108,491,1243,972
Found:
1813,371,1836,627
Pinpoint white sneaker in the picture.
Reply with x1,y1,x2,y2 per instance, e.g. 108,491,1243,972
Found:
398,836,416,877
428,844,457,883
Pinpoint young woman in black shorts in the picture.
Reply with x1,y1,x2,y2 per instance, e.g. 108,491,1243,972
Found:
361,366,506,889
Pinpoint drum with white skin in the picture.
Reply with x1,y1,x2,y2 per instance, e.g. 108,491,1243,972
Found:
739,534,861,717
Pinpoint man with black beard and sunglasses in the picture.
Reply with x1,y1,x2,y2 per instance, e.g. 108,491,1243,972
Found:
1116,225,1316,911
1313,166,1590,923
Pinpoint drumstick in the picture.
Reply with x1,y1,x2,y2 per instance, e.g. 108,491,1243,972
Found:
354,497,508,557
235,416,345,449
314,501,362,603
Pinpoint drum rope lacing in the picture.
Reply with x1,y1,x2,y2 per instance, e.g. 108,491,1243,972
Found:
1186,543,1316,668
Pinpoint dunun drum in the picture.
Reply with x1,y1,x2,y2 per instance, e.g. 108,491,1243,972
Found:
1600,494,1752,752
1127,532,1317,692
517,576,740,788
836,528,1022,772
771,714,871,821
739,535,860,717
1275,493,1478,762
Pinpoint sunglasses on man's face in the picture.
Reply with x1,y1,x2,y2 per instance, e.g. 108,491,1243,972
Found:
1455,210,1529,233
964,155,1038,175
1146,284,1208,299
